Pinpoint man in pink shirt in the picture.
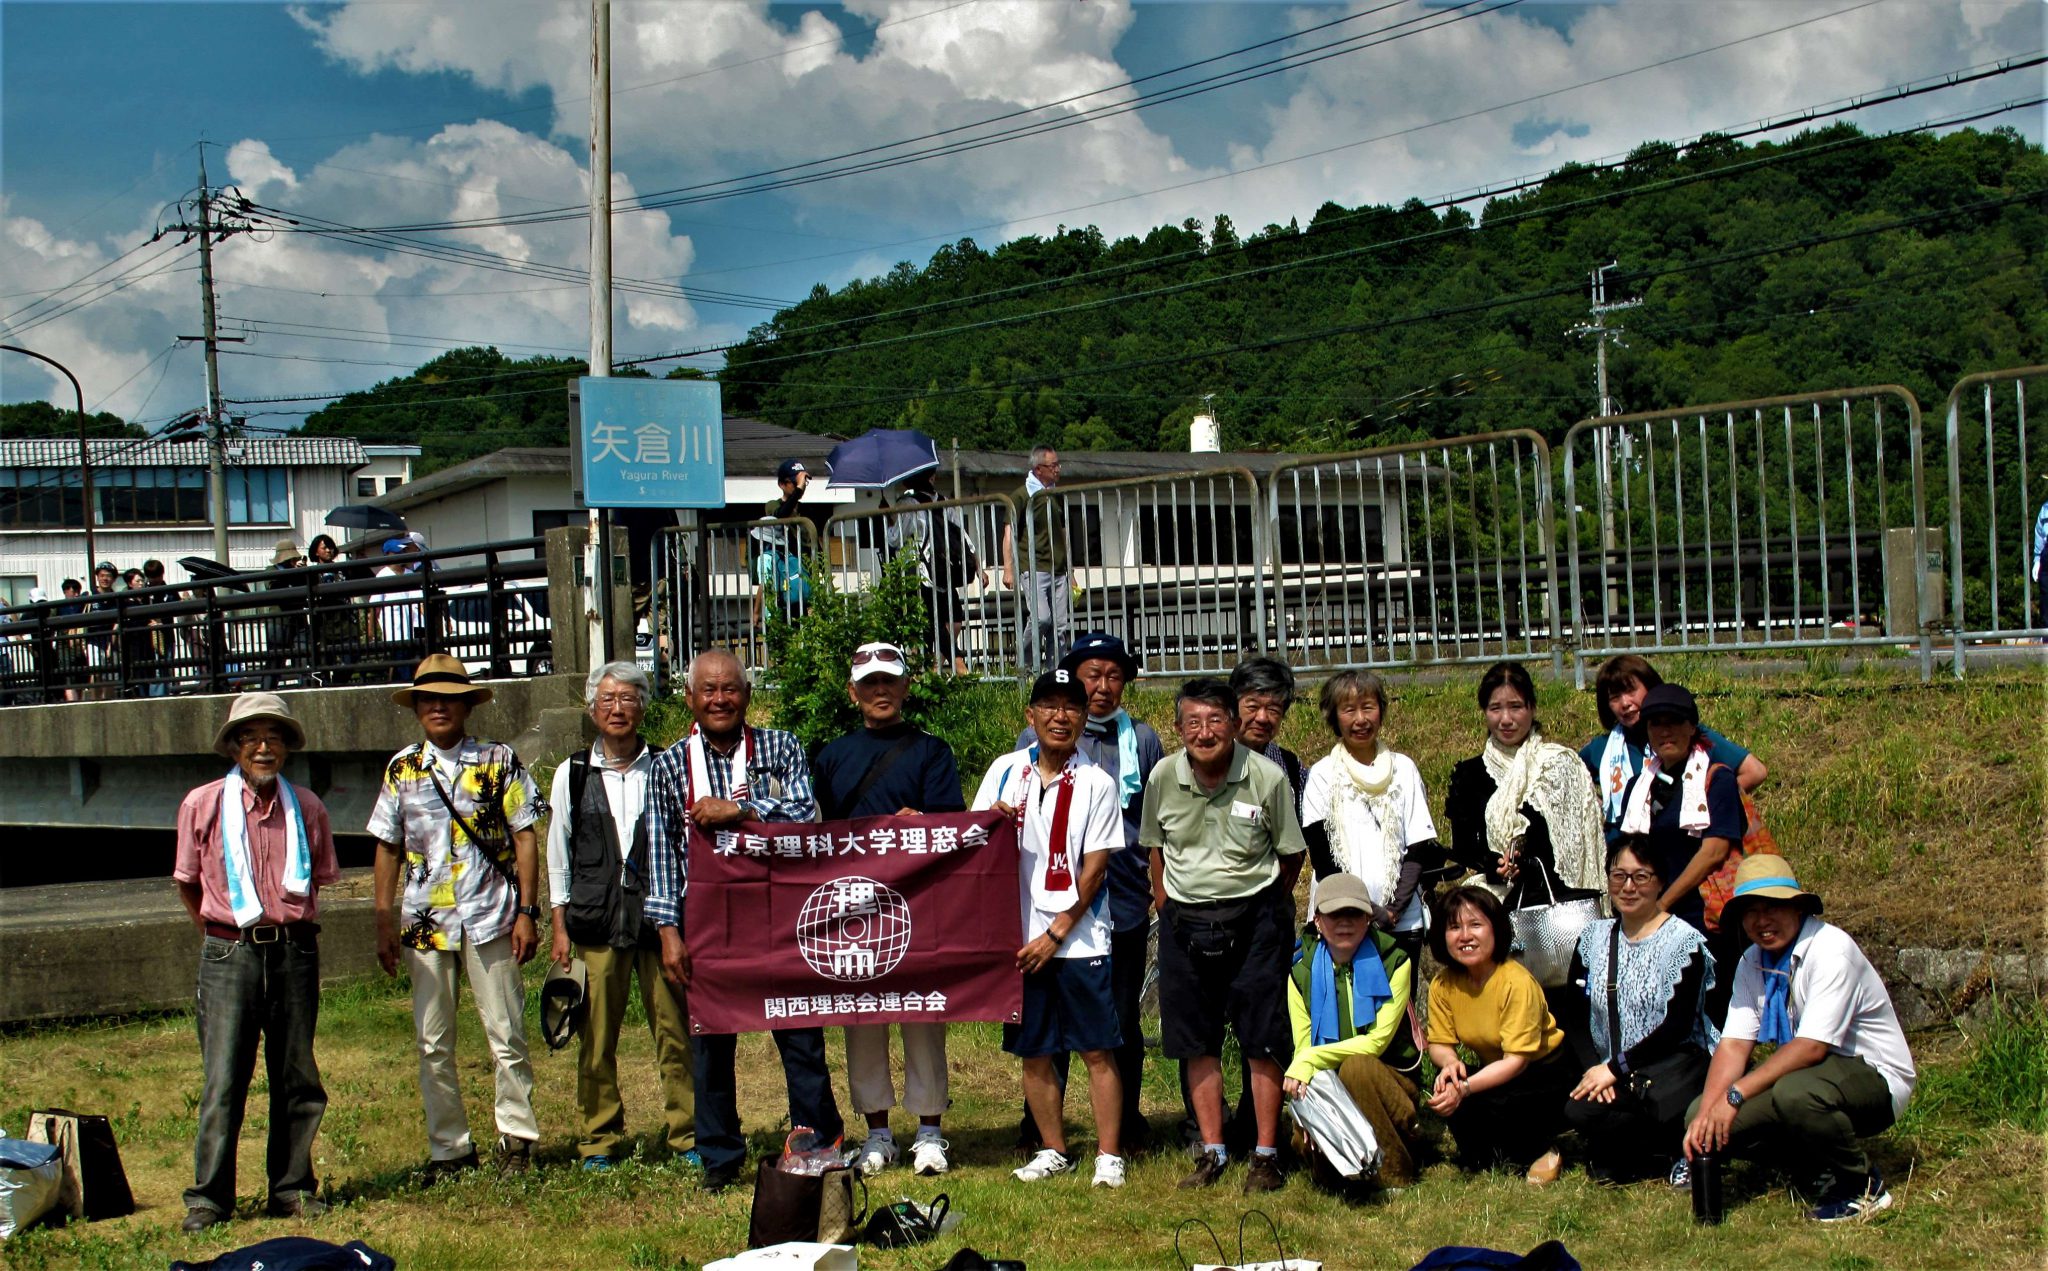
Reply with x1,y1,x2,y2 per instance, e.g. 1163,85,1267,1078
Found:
172,693,340,1233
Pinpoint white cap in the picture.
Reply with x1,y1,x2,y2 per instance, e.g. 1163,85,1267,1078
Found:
849,641,908,681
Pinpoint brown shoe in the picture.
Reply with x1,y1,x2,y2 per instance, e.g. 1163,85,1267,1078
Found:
1177,1152,1229,1190
1525,1149,1563,1186
423,1148,479,1183
1243,1153,1286,1194
495,1135,534,1176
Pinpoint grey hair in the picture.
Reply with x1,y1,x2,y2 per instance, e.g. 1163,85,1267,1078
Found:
685,650,751,689
1229,655,1296,706
585,660,650,707
1029,444,1058,466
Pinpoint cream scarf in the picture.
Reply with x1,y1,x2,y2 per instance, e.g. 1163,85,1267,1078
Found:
1481,730,1606,894
1325,744,1406,909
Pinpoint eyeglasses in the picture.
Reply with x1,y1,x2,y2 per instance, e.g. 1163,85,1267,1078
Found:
593,693,643,709
237,733,287,752
1608,869,1658,890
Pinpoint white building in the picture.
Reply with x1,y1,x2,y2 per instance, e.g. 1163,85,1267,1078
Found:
0,435,369,602
352,444,421,500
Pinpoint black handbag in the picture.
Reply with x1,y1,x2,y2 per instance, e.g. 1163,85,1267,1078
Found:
864,1193,949,1249
1604,926,1707,1126
25,1108,134,1221
746,1162,867,1249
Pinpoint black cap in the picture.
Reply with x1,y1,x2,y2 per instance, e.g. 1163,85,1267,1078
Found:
1640,683,1699,725
776,458,808,482
1028,668,1088,708
1059,631,1139,679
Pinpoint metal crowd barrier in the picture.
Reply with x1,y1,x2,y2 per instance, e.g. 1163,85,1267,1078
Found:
1017,467,1265,677
1561,387,1934,683
1267,431,1560,676
820,495,1018,678
650,516,822,692
1940,366,2048,669
0,539,551,705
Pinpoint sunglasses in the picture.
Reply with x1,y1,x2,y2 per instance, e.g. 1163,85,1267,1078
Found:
850,647,904,667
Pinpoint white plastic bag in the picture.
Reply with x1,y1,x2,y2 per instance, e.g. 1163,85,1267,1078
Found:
705,1242,858,1271
1285,1068,1382,1180
0,1136,61,1240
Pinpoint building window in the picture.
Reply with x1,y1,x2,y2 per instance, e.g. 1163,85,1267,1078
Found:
383,475,404,493
1,575,36,606
356,476,377,498
0,466,290,527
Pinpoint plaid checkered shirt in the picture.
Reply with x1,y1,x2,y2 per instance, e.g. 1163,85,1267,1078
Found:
644,725,816,928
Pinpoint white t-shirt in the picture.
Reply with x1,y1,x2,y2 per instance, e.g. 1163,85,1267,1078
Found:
1724,917,1916,1118
1300,751,1437,932
972,747,1120,960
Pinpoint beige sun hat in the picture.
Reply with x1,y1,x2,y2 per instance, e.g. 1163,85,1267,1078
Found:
390,653,494,707
213,692,307,759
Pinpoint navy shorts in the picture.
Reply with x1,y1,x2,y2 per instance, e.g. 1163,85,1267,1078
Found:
1003,954,1122,1059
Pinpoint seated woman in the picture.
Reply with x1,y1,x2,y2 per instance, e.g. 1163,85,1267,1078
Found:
1564,838,1718,1185
1300,670,1444,962
1283,873,1422,1193
1580,654,1765,841
1616,683,1746,1013
1424,885,1575,1184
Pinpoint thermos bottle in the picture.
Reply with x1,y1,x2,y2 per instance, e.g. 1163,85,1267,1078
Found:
1691,1151,1724,1225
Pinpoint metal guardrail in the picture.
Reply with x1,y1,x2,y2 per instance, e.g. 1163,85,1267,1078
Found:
1018,466,1265,677
1941,366,2048,672
649,516,822,692
1561,387,1933,683
821,494,1017,677
0,539,551,705
1266,431,1561,676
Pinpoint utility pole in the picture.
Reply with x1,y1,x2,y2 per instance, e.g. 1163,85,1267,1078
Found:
586,0,614,669
162,149,253,565
1569,262,1640,597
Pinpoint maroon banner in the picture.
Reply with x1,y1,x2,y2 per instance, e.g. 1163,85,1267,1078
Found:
684,811,1022,1034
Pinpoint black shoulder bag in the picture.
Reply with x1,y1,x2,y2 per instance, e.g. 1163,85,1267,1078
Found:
1607,923,1704,1125
426,751,517,883
838,730,924,817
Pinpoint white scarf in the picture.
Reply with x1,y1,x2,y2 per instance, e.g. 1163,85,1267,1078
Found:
1024,472,1047,497
1325,745,1406,909
1619,742,1712,836
1597,726,1635,825
219,767,310,928
1481,730,1607,894
685,724,751,808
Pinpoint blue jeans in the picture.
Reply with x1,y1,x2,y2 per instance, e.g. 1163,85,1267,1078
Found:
693,1027,842,1172
187,932,326,1215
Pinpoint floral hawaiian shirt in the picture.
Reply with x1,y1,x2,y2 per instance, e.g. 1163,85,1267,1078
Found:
367,736,544,952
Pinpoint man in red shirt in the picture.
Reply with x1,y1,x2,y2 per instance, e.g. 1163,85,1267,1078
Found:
172,693,341,1233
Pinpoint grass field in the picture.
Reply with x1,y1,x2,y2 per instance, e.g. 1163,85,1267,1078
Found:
3,660,2042,1269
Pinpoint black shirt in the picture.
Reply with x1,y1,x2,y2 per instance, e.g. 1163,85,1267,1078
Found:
811,724,966,820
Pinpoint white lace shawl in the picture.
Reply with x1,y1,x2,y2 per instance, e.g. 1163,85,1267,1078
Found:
1578,916,1721,1058
1481,731,1607,894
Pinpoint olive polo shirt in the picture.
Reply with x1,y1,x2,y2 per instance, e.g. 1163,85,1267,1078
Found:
1139,743,1306,903
1013,481,1068,576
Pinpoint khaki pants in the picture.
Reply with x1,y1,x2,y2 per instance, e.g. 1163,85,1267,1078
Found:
1291,1054,1422,1187
843,1023,949,1119
577,942,696,1158
407,937,537,1160
1684,1052,1896,1195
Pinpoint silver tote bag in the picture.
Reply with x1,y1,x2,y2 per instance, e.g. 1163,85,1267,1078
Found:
1509,864,1600,988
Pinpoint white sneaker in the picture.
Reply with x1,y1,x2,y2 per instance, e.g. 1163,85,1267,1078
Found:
910,1135,950,1176
852,1131,898,1177
1012,1148,1073,1182
1092,1153,1126,1188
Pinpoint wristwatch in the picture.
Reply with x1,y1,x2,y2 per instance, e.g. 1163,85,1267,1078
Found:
515,904,541,920
1725,1086,1745,1108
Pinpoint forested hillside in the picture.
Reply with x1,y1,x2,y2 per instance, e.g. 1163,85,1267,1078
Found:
724,124,2044,453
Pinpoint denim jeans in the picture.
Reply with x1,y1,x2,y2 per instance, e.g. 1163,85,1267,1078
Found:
187,932,326,1215
694,1027,843,1172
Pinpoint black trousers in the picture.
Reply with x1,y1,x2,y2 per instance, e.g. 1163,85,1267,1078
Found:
694,1026,843,1172
1446,1048,1575,1171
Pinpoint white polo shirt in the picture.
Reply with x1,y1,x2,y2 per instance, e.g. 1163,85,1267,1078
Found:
1723,916,1916,1118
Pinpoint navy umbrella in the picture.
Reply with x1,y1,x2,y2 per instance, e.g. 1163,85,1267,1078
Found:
825,428,940,490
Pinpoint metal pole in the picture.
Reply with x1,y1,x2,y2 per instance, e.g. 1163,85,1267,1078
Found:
0,345,96,577
195,152,230,564
586,0,614,670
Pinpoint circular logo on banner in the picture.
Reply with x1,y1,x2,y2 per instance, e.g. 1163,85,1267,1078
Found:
796,876,913,982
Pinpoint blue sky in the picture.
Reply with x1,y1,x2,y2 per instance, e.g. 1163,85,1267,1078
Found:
2,0,2040,426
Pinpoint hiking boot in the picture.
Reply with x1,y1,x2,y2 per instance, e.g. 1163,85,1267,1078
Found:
1178,1152,1228,1190
1243,1153,1286,1194
1012,1148,1074,1182
495,1135,534,1176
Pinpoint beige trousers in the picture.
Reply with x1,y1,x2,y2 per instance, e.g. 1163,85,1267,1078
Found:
842,1022,949,1119
407,936,538,1160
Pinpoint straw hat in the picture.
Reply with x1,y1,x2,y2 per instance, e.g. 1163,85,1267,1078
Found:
390,653,494,707
1719,852,1822,927
213,692,307,759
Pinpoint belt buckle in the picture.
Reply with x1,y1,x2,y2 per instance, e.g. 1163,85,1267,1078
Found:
249,925,282,945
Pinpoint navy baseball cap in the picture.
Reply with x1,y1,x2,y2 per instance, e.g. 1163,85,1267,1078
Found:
1640,683,1699,725
1059,631,1139,678
777,458,808,482
1028,668,1088,708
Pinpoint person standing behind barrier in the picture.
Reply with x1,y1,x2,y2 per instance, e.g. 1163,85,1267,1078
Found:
369,656,545,1179
644,650,844,1194
1142,677,1307,1194
172,693,340,1232
811,642,965,1177
1002,445,1070,670
976,669,1127,1188
889,474,983,676
1300,671,1443,963
546,660,696,1172
1015,632,1164,1154
753,459,813,630
1580,654,1764,842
